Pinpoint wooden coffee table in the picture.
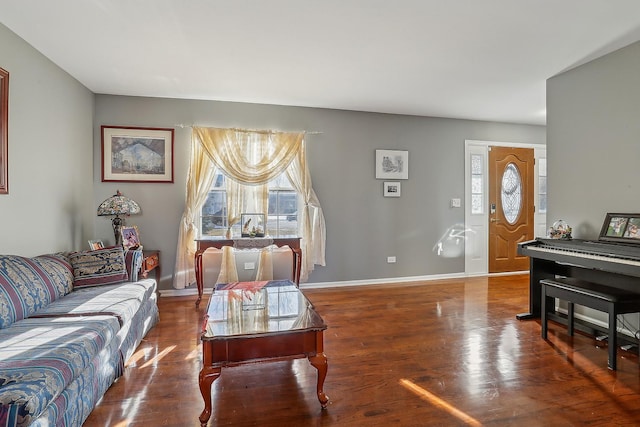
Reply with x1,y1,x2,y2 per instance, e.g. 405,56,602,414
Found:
198,280,329,426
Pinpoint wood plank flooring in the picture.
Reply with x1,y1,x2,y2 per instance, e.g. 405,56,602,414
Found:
83,275,640,426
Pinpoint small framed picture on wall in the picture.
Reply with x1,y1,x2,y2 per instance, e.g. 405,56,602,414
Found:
383,181,401,197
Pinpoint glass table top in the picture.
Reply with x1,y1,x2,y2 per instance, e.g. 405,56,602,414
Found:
202,280,326,339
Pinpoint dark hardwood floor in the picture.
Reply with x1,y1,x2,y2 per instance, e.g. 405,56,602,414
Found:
84,275,640,426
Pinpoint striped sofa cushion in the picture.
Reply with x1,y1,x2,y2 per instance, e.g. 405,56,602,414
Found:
0,315,121,427
33,279,157,327
69,246,128,289
0,254,73,329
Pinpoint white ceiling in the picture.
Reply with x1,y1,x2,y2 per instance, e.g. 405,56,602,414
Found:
3,1,640,126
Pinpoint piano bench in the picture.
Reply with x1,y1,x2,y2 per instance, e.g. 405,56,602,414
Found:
540,277,640,371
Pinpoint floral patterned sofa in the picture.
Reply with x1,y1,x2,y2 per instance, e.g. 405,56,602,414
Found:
0,247,159,427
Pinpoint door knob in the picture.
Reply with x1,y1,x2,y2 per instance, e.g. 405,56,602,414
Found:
490,218,499,223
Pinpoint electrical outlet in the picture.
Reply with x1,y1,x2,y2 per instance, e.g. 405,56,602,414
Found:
244,262,255,270
387,256,396,263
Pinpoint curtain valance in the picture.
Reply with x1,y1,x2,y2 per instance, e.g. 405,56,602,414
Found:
193,127,303,185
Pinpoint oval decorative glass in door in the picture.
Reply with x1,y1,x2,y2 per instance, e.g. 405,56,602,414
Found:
501,163,522,224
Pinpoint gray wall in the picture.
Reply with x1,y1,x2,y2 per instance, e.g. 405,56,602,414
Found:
94,96,545,290
547,40,640,334
0,23,94,255
547,41,640,235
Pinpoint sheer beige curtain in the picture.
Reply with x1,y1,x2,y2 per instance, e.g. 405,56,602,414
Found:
225,179,268,235
173,139,217,289
285,141,326,280
173,126,326,289
216,246,239,284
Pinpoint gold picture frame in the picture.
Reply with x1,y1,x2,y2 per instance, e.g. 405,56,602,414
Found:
120,225,142,250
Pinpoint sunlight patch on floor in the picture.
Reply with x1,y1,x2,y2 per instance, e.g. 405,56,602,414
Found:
185,346,200,361
125,347,149,367
140,345,176,368
399,379,482,426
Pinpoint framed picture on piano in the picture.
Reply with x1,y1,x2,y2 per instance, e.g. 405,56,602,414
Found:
599,213,640,243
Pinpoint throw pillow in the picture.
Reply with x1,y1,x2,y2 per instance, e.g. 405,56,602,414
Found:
0,254,76,329
0,255,43,328
32,253,74,299
69,246,128,289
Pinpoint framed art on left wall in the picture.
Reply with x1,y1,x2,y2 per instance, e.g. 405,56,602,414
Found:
102,125,175,183
0,67,9,194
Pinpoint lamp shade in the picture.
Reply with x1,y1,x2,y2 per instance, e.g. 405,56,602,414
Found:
97,190,141,246
97,190,141,217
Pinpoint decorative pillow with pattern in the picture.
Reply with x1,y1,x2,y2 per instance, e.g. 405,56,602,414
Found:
0,254,74,329
32,253,74,299
69,247,128,289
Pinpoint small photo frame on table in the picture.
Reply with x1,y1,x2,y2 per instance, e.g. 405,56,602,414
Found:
88,240,104,250
383,182,401,197
101,125,174,183
375,149,408,180
121,225,142,250
599,213,640,243
240,213,265,237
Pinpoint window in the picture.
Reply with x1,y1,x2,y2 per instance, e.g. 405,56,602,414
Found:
470,154,484,214
501,162,522,224
267,174,298,236
200,170,298,237
201,172,228,236
538,158,547,214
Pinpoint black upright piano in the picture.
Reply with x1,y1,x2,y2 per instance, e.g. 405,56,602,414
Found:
517,213,640,320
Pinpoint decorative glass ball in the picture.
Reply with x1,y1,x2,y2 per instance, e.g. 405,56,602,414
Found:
548,219,572,239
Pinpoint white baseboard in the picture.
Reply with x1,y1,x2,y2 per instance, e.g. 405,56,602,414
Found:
160,271,492,296
299,272,469,289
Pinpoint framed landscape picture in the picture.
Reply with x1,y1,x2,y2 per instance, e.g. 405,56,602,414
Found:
102,126,174,183
599,213,640,243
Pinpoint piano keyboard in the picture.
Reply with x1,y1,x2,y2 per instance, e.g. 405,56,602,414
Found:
523,244,640,267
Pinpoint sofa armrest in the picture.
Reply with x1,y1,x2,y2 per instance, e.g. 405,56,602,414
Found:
124,249,143,282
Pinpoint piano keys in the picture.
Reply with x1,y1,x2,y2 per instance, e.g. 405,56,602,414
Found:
517,238,640,320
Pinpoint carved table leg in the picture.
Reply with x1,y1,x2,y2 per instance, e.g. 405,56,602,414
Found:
308,352,329,408
195,251,204,308
199,365,221,426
